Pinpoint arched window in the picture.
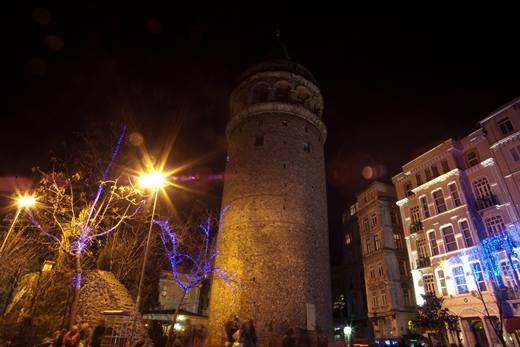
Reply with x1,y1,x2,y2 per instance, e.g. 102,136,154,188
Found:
295,85,311,104
500,259,520,289
274,81,291,102
251,83,269,104
485,215,506,236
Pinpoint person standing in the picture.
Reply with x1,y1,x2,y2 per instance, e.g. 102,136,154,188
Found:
63,325,80,347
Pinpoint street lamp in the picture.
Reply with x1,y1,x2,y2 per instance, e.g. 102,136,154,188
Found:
129,169,167,345
344,326,352,347
0,193,37,255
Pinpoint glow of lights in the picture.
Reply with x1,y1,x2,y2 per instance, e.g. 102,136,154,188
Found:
17,194,36,208
177,315,186,321
72,272,83,289
344,326,352,335
138,170,168,190
173,323,182,331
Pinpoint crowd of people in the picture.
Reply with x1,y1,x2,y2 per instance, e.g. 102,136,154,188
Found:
31,320,104,347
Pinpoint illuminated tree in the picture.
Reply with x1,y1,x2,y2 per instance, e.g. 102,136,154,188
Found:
155,206,237,329
26,127,145,327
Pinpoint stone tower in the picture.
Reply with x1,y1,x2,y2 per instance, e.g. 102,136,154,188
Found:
208,40,331,345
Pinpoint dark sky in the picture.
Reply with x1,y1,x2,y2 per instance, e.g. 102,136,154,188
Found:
2,2,519,263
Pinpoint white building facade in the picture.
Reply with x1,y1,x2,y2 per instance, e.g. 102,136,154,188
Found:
392,97,520,346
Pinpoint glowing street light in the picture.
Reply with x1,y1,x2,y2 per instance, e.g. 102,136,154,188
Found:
0,193,37,255
130,168,167,345
344,326,353,347
137,170,168,190
17,194,37,209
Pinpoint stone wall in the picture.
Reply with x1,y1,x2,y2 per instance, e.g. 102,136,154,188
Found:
1,270,145,340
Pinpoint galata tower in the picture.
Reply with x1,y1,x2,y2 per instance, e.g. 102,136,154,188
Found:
209,38,331,345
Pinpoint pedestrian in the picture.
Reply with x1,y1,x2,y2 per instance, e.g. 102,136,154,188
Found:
282,328,296,347
224,315,240,347
63,325,80,347
77,323,91,347
91,320,105,347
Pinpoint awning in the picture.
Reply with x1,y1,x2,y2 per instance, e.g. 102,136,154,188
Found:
505,317,520,333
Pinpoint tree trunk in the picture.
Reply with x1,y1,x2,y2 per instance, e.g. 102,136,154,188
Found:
68,253,82,328
166,290,188,347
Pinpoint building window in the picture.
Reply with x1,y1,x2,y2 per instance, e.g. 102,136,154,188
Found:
510,146,520,162
390,211,398,225
498,117,514,135
255,134,264,146
428,231,439,256
366,238,373,254
403,288,411,306
378,264,384,277
374,235,381,251
448,183,462,207
381,290,387,305
410,206,421,224
452,265,469,294
500,260,520,290
303,142,311,153
416,173,423,186
437,270,448,296
394,233,403,250
465,149,480,168
441,225,457,252
432,189,447,213
417,239,428,258
372,292,378,307
471,262,487,292
485,215,506,236
423,274,435,294
441,159,450,173
431,164,440,178
473,177,496,208
371,213,377,228
459,220,474,247
420,196,430,218
363,217,369,232
405,182,413,197
424,167,432,181
399,261,407,276
345,233,352,245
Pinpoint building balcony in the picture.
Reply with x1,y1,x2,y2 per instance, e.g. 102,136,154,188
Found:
409,221,423,234
414,257,431,270
475,195,499,210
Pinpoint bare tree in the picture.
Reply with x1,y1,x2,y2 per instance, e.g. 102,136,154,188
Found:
155,206,237,332
25,128,145,327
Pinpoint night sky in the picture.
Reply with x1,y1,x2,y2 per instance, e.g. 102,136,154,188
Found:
2,3,519,264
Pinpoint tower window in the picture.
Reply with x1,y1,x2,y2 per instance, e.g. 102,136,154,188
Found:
282,120,288,126
304,142,311,153
283,163,286,169
255,134,264,146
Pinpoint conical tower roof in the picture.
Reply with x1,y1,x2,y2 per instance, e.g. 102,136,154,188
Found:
239,30,316,83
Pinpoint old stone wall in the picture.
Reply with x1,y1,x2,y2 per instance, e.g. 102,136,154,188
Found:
1,270,145,340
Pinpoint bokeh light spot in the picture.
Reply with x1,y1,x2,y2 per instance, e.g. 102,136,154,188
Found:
129,132,144,147
362,166,374,180
32,8,51,26
45,35,64,51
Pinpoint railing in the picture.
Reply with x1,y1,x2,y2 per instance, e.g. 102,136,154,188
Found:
415,257,431,269
409,221,423,234
476,195,499,210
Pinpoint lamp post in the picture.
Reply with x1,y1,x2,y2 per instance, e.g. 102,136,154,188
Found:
129,170,167,345
344,325,352,347
0,193,36,255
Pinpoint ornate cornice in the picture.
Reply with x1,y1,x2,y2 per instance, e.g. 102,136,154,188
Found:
226,102,327,141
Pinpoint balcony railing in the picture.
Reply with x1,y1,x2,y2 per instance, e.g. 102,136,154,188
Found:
415,257,431,269
476,195,499,210
409,221,423,234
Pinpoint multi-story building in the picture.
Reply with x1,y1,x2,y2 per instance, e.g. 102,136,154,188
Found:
352,181,416,339
331,208,371,341
392,97,520,346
